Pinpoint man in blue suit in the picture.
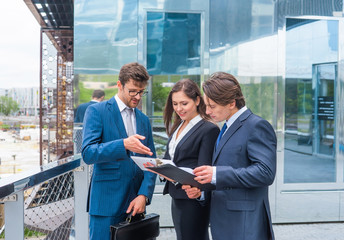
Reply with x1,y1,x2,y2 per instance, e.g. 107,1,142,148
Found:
184,72,276,240
74,89,105,123
81,62,157,240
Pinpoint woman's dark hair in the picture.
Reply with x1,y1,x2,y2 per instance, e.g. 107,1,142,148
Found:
202,72,245,108
163,79,210,136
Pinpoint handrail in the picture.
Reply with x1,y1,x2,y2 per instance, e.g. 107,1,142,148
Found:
0,155,81,199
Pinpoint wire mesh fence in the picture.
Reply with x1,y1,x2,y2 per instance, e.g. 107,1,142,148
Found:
0,171,75,240
24,171,74,240
73,124,83,155
0,117,168,239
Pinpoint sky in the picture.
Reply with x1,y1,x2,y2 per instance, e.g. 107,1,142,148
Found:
0,0,40,89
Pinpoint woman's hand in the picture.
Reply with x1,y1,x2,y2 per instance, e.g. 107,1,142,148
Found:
182,185,201,199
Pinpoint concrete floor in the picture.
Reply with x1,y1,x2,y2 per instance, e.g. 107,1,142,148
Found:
158,222,344,240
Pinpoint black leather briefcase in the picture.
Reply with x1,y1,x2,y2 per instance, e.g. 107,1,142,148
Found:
110,213,160,240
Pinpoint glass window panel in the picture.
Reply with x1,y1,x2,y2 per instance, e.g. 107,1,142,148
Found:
146,12,201,158
147,12,201,75
284,19,338,183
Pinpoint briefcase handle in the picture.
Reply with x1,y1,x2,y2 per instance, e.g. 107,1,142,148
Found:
125,212,145,223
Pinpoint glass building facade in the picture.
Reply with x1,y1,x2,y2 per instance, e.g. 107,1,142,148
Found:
74,0,344,223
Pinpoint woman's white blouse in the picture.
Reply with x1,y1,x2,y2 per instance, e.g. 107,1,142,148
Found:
168,114,202,160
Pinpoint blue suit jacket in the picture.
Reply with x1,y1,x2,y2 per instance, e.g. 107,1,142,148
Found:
81,97,156,217
74,101,97,123
210,109,276,240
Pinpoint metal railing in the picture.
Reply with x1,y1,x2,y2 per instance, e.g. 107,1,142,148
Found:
0,155,89,240
0,120,172,240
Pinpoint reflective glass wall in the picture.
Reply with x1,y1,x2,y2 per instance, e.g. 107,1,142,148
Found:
74,0,139,108
145,11,202,156
74,0,344,224
209,0,277,123
285,19,338,183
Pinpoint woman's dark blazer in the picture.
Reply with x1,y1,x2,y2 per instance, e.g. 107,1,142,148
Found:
163,119,220,199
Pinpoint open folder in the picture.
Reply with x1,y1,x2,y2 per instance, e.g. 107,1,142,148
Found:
131,156,215,191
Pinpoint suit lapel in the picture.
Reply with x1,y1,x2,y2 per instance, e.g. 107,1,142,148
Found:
107,98,127,138
212,109,252,164
173,120,205,164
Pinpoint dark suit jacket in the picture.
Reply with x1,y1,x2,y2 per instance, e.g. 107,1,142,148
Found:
163,119,220,199
81,97,156,218
74,100,97,123
210,109,276,240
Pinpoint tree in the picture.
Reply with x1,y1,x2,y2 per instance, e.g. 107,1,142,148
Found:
152,81,171,112
0,96,19,116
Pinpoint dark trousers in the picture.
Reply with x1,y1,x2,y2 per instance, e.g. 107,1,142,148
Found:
171,198,210,240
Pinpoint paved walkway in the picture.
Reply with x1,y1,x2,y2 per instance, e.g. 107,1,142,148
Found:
158,223,344,240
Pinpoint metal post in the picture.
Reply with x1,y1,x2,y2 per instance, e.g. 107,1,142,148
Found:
39,29,43,166
74,161,90,240
4,191,24,240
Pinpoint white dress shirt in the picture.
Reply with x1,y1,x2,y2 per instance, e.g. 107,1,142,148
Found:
115,95,137,134
168,114,202,161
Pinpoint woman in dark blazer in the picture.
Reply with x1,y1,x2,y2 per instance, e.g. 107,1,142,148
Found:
161,79,220,240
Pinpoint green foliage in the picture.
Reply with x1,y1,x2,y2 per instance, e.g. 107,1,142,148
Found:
0,228,45,239
0,124,10,130
241,77,275,123
152,81,171,112
0,96,19,116
78,82,94,104
77,80,118,105
104,88,118,100
24,228,45,237
297,80,313,114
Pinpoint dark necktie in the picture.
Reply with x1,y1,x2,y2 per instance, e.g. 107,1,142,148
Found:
216,123,227,148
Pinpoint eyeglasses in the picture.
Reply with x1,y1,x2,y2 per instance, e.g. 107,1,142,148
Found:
124,85,148,97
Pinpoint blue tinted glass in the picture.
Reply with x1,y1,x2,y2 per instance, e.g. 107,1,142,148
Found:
147,12,201,75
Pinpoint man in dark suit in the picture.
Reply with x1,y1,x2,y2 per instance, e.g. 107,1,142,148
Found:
74,89,105,123
81,62,156,240
184,72,276,240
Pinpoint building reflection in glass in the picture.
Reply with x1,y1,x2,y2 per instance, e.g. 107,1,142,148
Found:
284,19,338,183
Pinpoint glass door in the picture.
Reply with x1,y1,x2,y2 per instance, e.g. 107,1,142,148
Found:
313,63,336,157
278,18,342,223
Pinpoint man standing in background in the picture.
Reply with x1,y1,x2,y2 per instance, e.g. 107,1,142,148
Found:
74,89,105,123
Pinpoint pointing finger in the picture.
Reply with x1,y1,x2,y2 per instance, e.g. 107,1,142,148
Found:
134,134,146,140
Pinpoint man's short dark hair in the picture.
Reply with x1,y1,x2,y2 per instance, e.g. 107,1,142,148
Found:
118,62,150,86
92,89,105,99
203,72,245,109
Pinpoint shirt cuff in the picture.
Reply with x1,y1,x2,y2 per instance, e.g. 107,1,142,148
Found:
197,191,205,201
211,166,216,185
